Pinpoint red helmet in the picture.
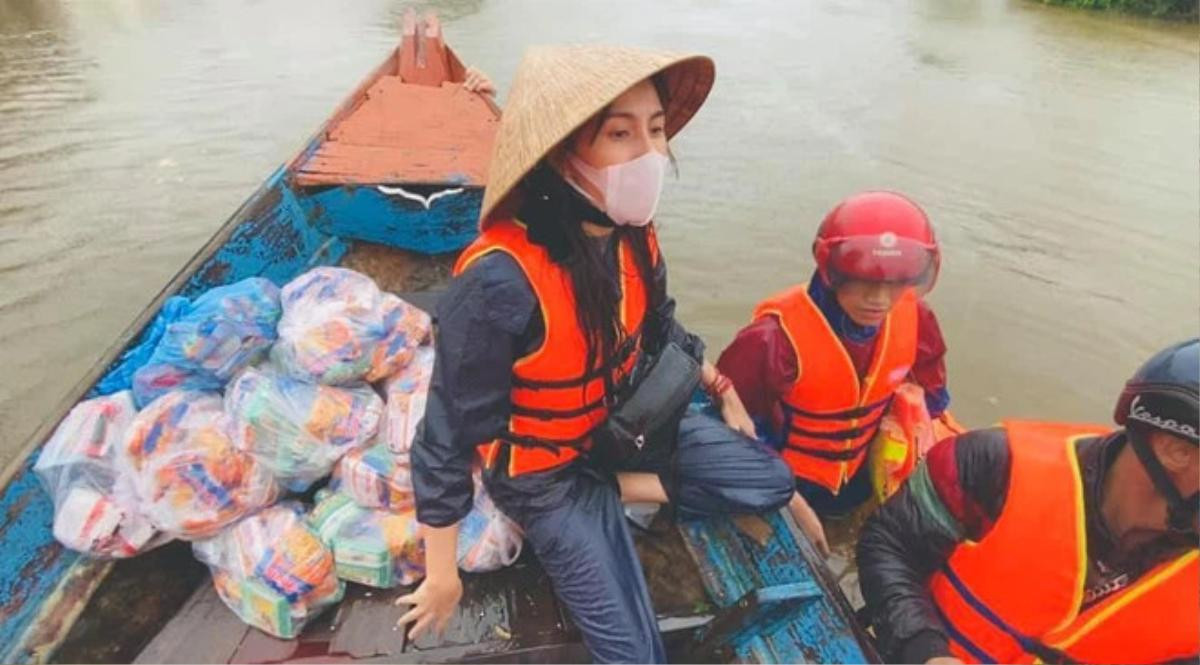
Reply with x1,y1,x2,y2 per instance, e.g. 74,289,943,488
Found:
812,191,940,293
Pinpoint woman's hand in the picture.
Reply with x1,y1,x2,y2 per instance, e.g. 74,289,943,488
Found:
717,386,757,439
395,572,463,641
788,492,831,558
925,657,964,665
396,523,463,641
463,67,495,96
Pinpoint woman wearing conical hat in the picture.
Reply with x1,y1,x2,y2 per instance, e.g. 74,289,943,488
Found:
402,45,794,662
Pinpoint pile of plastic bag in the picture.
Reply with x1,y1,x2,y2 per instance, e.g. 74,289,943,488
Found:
271,268,430,385
380,347,435,456
308,490,424,589
131,278,281,407
226,367,383,491
330,442,413,511
194,502,343,639
118,391,278,540
37,264,529,638
34,391,161,557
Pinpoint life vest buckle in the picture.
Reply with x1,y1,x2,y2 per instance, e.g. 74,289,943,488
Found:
634,433,646,450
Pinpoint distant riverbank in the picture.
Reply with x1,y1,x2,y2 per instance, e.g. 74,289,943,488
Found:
1039,0,1199,20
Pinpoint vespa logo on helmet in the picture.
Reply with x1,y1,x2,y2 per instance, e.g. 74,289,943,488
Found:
1128,395,1199,440
872,232,902,258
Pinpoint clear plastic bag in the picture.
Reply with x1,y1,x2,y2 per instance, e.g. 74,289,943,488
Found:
193,502,343,639
118,391,278,539
308,490,424,588
131,278,281,407
365,294,432,383
380,346,435,456
271,268,381,385
329,441,413,511
457,473,523,573
225,366,383,491
34,391,162,557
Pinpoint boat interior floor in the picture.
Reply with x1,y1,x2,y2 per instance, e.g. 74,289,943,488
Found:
52,241,713,665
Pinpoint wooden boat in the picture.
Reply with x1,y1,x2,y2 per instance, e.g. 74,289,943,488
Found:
0,12,877,664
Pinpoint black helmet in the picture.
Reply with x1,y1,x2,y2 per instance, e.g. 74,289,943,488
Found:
1114,339,1199,533
1114,338,1199,445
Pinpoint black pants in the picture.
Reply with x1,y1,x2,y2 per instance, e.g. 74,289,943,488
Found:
483,411,794,663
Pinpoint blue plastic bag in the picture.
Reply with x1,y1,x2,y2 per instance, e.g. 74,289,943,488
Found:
93,297,191,397
131,278,282,407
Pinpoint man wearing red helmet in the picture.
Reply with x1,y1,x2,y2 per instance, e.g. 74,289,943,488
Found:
716,191,950,554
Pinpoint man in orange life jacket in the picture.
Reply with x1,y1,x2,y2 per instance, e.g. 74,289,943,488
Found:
858,339,1200,664
717,191,950,554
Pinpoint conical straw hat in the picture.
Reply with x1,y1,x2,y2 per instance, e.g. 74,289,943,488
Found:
479,44,715,225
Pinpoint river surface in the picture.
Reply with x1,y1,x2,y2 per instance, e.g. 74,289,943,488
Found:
1,0,1197,476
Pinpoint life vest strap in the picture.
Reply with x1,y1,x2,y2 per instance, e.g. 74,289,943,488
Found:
510,394,609,420
783,395,893,421
786,413,886,442
512,329,642,389
785,438,873,460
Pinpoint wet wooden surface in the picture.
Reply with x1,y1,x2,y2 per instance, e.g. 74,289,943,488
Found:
131,517,711,664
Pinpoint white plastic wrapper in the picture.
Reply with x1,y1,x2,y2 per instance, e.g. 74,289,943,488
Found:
457,473,523,573
329,441,413,511
381,346,435,456
308,490,424,589
34,391,162,557
225,366,383,491
193,502,343,639
118,391,278,540
271,268,430,385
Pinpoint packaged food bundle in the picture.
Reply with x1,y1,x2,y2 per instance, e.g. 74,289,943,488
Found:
271,268,387,385
308,490,424,588
194,502,343,639
457,474,523,573
329,441,413,511
380,346,435,456
867,382,963,503
225,367,383,491
131,278,282,407
119,391,278,539
364,295,432,382
34,391,161,557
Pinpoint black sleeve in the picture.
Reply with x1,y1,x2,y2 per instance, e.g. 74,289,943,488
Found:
643,253,706,362
411,252,536,527
856,427,1012,663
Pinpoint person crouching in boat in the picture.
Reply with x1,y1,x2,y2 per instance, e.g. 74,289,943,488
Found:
857,339,1200,664
715,191,951,556
399,45,794,663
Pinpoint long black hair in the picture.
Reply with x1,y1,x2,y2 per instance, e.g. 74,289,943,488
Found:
514,75,672,388
516,164,657,387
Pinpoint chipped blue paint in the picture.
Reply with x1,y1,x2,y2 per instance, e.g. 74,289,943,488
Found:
2,162,351,661
181,168,347,296
299,183,481,254
88,168,347,396
680,512,871,663
0,455,79,662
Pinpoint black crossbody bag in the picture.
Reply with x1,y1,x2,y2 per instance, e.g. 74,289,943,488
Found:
590,341,701,466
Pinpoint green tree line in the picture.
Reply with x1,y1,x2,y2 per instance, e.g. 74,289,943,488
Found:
1040,0,1198,19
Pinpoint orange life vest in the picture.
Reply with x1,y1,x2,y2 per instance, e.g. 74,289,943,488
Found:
752,284,918,492
453,219,655,477
928,420,1200,664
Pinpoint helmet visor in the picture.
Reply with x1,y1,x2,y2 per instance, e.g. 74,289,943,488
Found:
826,234,937,288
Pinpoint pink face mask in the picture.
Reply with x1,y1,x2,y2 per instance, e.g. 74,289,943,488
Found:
567,150,670,227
